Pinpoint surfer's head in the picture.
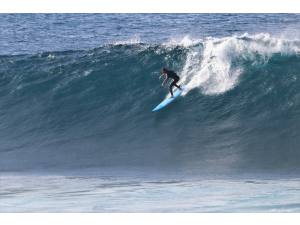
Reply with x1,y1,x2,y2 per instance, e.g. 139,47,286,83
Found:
161,68,168,74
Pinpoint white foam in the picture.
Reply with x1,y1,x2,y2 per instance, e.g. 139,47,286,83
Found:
83,69,92,77
179,33,300,96
164,35,202,48
2,175,300,212
47,54,55,59
114,35,141,45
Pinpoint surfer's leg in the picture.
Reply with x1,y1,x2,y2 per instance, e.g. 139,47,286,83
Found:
174,77,182,90
174,83,182,90
169,81,175,97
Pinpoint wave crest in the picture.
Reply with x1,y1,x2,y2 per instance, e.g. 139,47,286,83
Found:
180,33,300,95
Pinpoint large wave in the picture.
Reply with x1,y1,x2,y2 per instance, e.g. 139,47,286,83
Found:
1,33,300,176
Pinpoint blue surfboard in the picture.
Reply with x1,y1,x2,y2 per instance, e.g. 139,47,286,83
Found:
152,89,182,112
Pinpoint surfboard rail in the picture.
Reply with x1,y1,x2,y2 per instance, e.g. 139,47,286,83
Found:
152,89,182,112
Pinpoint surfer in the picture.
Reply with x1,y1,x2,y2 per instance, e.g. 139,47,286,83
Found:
160,68,182,97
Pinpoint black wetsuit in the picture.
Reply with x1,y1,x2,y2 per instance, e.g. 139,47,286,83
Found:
165,69,181,96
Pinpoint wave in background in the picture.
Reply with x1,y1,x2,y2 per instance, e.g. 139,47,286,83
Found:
1,33,300,176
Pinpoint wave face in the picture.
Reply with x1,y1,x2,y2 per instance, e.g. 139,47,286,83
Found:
1,33,300,175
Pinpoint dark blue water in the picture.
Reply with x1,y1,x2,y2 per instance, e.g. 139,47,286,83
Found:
1,14,300,177
2,14,300,55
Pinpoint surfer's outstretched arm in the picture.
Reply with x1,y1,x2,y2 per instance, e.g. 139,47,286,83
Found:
162,77,168,87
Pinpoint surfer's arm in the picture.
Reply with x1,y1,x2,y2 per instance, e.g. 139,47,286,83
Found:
162,77,168,87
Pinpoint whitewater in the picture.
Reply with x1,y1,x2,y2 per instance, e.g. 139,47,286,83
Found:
1,14,300,212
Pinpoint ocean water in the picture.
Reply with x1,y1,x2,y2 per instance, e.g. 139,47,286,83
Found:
1,175,300,212
1,14,300,212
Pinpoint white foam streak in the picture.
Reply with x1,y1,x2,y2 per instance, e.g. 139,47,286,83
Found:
164,35,202,48
114,35,141,45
